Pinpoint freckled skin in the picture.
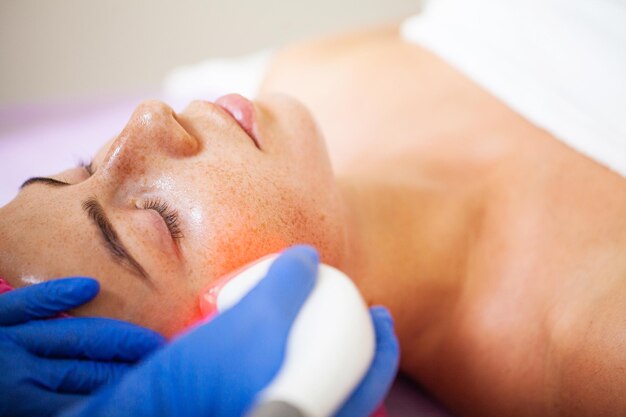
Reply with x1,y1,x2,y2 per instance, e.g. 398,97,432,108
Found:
0,94,346,337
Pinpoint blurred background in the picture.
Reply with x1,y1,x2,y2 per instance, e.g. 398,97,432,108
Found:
0,0,421,105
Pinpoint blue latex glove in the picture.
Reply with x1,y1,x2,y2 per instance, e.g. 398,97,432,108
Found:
0,278,165,417
61,245,399,417
336,305,399,417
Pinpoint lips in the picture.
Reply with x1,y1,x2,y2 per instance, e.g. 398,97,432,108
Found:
215,94,261,149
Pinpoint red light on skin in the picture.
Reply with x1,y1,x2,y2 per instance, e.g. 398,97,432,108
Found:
198,253,278,319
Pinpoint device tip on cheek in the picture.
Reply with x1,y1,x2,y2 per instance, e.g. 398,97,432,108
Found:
197,253,278,319
199,291,218,319
197,266,244,319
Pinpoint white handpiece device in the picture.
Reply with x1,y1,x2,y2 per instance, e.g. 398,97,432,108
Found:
201,255,375,417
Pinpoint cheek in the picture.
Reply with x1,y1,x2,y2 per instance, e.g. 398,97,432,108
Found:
186,184,291,287
190,177,343,289
180,131,344,291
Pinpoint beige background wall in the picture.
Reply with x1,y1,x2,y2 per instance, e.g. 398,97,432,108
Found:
0,0,421,104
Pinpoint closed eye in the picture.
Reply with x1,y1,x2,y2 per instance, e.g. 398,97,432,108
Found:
79,158,183,242
142,199,184,241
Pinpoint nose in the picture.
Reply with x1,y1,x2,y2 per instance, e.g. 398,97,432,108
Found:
100,100,201,177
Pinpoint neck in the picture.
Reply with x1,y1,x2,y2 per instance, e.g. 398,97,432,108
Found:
335,168,480,369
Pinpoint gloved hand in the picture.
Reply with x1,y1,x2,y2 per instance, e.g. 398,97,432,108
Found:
0,278,165,417
60,245,399,417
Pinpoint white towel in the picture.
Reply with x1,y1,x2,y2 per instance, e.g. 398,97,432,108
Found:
401,0,626,178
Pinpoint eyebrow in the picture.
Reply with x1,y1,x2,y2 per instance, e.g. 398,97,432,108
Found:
21,176,70,189
20,176,153,287
82,197,154,287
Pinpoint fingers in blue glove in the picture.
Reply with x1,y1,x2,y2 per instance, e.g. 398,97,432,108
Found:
2,317,165,361
0,278,99,326
231,244,319,330
0,278,165,417
34,356,133,394
335,306,400,417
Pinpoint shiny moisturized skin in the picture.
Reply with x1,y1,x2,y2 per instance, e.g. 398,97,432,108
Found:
0,94,346,337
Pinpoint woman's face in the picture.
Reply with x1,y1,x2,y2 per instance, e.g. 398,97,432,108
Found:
0,93,346,336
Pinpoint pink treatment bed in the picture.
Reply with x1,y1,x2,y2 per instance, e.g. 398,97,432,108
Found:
0,93,453,417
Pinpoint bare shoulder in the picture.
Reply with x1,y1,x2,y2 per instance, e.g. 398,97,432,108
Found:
427,138,626,416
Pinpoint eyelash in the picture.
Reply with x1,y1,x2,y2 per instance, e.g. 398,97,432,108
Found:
142,199,184,240
78,159,183,241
